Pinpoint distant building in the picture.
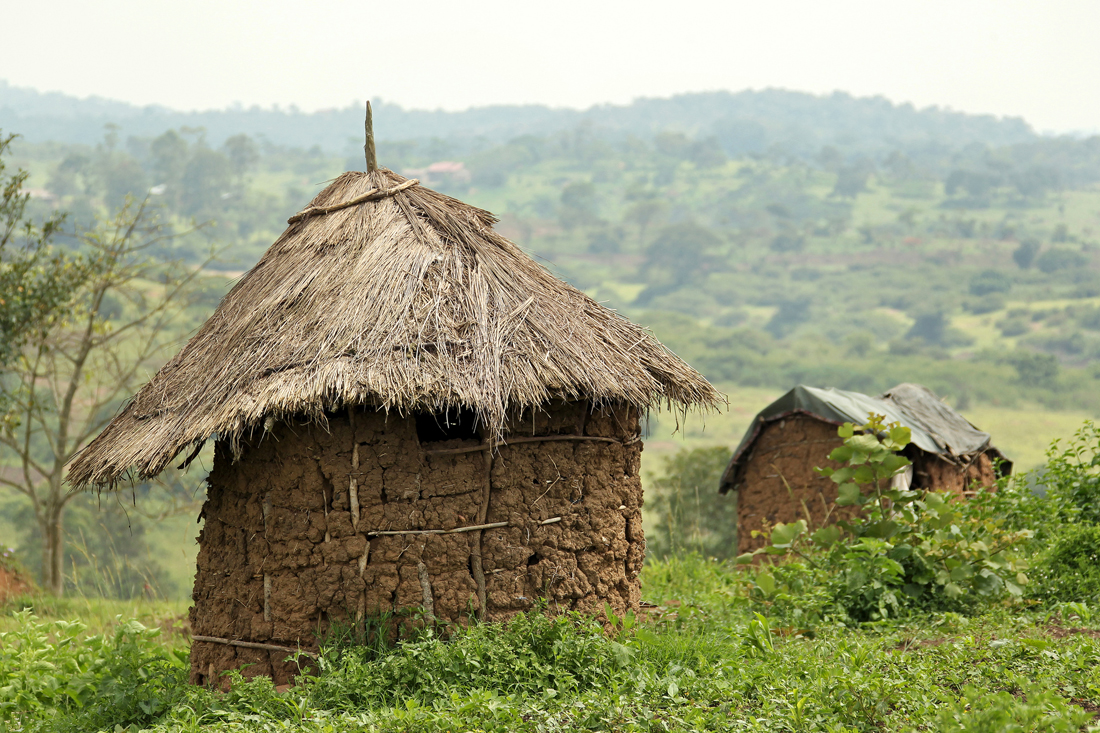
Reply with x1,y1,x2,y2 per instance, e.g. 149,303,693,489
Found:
719,383,1011,555
402,160,471,185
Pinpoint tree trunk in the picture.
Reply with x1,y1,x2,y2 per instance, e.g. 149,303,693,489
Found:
40,504,65,596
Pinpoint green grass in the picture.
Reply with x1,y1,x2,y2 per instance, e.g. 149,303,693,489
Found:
2,556,1098,732
0,594,189,637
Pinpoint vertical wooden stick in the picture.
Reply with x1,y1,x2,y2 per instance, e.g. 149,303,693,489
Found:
263,574,272,622
364,101,377,172
350,445,360,529
417,561,435,621
262,491,273,622
470,448,492,618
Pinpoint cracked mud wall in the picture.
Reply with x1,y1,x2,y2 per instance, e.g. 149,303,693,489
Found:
736,416,1000,556
189,400,643,687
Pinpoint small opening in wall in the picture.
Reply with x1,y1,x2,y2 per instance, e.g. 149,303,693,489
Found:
416,408,480,444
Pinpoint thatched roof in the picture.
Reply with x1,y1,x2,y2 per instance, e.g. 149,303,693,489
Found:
69,169,720,488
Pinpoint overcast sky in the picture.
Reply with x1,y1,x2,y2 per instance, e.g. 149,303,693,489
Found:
3,0,1097,133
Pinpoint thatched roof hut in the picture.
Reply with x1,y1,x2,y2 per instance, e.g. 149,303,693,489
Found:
720,383,1009,556
69,134,719,686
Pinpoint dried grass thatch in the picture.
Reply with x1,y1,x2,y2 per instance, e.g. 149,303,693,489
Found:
68,169,720,488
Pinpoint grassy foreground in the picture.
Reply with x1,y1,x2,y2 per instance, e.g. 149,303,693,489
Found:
0,556,1097,733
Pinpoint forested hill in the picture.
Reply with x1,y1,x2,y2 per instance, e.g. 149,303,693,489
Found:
0,79,1035,156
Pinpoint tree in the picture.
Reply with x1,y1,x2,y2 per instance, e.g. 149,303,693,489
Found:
180,147,232,218
222,134,259,185
1036,247,1088,274
558,181,599,230
0,131,86,379
1013,238,1040,269
643,221,723,289
906,311,947,345
0,198,208,594
832,163,872,198
646,446,736,559
1006,350,1060,388
968,269,1012,296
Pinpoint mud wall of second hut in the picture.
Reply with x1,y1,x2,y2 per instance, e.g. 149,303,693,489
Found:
911,451,998,496
189,400,643,686
735,415,849,555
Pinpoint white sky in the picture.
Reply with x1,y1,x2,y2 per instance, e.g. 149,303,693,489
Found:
3,0,1098,133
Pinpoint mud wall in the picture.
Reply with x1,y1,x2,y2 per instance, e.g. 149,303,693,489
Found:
911,451,998,496
189,400,643,687
735,416,847,555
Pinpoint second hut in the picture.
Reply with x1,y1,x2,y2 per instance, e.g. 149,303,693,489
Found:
720,383,1010,556
68,127,719,686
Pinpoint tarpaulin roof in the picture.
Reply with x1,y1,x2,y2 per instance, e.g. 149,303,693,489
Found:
719,383,1008,493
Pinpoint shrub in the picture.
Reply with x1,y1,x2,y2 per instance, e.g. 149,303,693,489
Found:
1030,524,1100,602
0,611,188,731
1043,420,1100,524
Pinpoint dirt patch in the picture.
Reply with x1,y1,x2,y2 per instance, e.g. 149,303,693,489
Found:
1045,625,1100,640
0,564,33,603
189,400,644,687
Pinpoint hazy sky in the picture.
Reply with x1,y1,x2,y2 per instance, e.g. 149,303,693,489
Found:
4,0,1097,132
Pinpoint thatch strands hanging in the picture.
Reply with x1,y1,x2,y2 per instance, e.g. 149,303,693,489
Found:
68,169,720,488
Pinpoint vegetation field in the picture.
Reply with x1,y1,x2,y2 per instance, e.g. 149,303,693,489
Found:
1,556,1098,732
4,89,1100,730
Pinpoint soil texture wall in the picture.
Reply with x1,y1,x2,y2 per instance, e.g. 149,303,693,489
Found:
735,416,848,555
189,400,643,687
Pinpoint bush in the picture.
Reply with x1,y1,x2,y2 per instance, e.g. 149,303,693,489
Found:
742,416,1033,622
1030,524,1100,602
0,611,188,731
1043,420,1100,524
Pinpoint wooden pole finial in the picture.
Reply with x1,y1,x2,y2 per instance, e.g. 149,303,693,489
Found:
364,101,377,172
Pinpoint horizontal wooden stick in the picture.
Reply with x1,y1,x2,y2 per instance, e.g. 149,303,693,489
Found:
287,179,419,223
425,434,620,456
191,634,318,659
367,516,562,537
